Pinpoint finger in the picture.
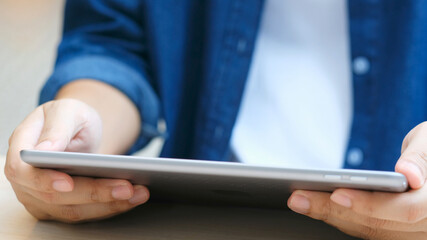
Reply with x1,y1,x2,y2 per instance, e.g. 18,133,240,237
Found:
7,106,45,167
289,189,427,233
35,100,99,152
330,188,427,228
395,123,427,189
23,177,142,205
288,190,426,238
6,106,73,193
26,185,149,223
288,190,351,221
10,164,73,193
287,191,380,238
396,151,427,190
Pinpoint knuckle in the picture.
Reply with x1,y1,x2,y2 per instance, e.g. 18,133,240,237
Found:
366,217,389,230
415,151,427,176
39,126,55,140
319,200,332,222
24,205,52,221
5,150,19,182
335,226,357,239
10,126,27,141
4,163,17,182
38,192,58,204
364,204,375,219
8,129,17,146
15,192,52,221
360,225,380,240
415,150,427,163
89,180,101,202
108,201,132,213
60,205,84,222
406,202,426,223
15,192,31,207
114,179,130,186
33,174,55,193
332,206,346,219
401,151,427,176
32,174,42,189
41,100,55,111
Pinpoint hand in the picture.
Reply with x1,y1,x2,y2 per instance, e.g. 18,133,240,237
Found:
5,99,149,223
287,122,427,240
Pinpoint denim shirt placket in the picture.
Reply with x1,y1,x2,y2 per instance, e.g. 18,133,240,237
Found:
344,0,382,170
196,0,264,161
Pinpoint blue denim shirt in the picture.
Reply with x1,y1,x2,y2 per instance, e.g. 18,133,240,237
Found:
40,0,427,171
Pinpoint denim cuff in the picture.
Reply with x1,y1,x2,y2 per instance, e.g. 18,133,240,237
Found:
39,55,161,154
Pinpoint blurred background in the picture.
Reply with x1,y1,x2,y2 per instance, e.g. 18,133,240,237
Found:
0,0,64,155
0,0,160,156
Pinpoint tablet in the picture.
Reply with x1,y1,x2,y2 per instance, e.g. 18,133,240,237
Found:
20,150,408,208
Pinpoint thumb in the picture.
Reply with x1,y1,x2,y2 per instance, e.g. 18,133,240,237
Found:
395,154,426,189
395,126,427,189
35,101,88,152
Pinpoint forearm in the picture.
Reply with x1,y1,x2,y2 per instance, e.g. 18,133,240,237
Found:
55,79,141,155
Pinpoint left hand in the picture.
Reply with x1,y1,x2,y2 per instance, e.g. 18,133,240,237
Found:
288,122,427,240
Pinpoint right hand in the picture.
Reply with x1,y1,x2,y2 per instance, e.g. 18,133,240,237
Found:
4,99,149,223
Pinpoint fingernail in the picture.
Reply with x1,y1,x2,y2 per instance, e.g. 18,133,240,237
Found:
404,162,423,178
128,186,148,205
289,194,310,214
36,141,52,150
52,179,72,192
401,161,424,186
112,185,132,200
331,193,352,208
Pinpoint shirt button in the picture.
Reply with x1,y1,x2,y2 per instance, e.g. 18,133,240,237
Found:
347,148,364,166
352,56,370,75
237,39,247,53
214,126,224,139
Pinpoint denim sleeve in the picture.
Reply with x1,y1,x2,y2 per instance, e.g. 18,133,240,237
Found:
39,0,160,154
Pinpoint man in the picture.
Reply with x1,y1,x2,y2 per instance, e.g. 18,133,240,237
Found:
5,0,427,239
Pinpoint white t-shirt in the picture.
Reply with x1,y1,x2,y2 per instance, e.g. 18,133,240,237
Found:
231,0,352,169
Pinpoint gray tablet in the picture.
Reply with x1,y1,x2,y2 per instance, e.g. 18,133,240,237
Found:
20,150,408,208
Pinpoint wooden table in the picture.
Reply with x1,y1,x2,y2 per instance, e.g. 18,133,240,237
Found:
0,156,358,239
